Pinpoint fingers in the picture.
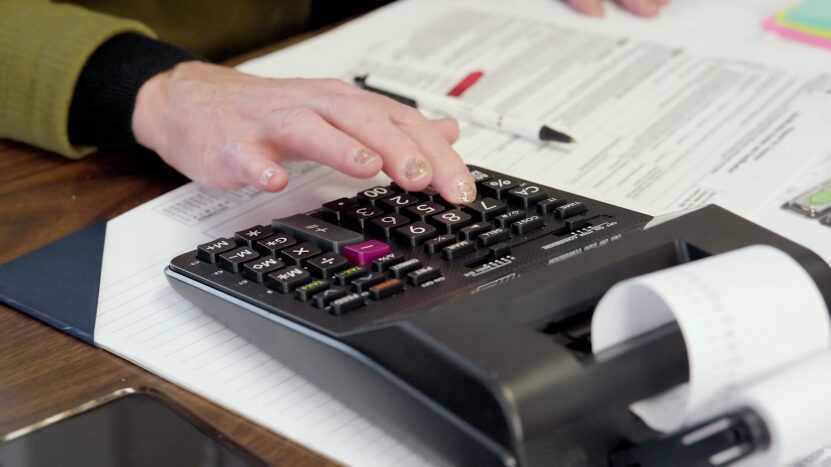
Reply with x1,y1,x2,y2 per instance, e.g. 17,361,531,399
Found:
616,0,662,17
431,117,460,144
262,108,383,179
242,156,289,192
567,0,667,17
327,107,436,192
316,94,476,204
220,142,289,192
390,110,476,205
567,0,605,17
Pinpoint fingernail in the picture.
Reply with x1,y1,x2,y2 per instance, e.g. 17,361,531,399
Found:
352,148,380,167
586,1,604,16
454,177,476,204
404,157,430,182
260,167,275,187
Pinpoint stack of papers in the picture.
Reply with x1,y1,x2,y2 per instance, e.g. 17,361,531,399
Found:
765,0,831,49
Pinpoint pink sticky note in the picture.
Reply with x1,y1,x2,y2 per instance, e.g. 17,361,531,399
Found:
763,16,831,50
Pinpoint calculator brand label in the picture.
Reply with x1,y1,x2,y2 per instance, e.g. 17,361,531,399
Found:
471,273,517,294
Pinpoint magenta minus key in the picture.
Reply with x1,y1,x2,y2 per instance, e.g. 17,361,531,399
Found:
343,240,392,266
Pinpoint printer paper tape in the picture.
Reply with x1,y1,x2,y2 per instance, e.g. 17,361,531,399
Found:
591,245,831,433
734,352,831,467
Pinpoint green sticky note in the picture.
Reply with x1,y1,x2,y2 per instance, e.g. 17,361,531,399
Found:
778,12,831,39
785,0,831,31
809,188,831,206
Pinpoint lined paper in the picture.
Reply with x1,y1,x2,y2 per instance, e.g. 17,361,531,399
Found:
95,164,436,467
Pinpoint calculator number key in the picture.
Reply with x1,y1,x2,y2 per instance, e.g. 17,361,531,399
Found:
357,186,394,204
379,193,420,212
429,209,472,234
405,201,446,221
371,213,410,237
395,222,438,246
343,206,385,230
464,197,506,221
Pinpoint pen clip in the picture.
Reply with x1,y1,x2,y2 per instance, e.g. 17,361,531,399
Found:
353,74,417,108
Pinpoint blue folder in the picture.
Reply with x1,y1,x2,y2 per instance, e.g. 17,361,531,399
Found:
0,222,107,345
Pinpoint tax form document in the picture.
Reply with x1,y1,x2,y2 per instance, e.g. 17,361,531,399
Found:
93,1,831,466
242,0,831,217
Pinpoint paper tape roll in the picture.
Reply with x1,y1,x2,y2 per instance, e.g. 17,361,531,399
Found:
591,245,830,433
735,352,831,467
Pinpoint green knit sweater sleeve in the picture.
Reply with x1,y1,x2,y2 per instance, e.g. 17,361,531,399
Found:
0,0,154,158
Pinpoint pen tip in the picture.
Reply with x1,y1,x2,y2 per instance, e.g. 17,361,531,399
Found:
539,126,574,144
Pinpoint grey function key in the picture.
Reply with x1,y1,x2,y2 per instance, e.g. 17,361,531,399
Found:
272,214,364,253
217,247,260,273
477,228,510,247
512,215,545,234
234,225,273,247
242,256,285,283
197,238,236,263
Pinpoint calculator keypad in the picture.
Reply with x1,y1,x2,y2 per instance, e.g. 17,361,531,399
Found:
171,165,648,328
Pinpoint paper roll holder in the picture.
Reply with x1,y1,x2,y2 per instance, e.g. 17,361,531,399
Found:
343,205,831,466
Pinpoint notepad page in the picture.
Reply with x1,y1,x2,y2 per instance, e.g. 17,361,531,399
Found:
94,163,436,467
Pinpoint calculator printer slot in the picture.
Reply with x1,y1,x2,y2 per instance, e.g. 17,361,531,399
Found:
167,163,831,467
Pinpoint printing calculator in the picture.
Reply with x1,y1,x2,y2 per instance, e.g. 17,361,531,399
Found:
166,165,831,466
167,165,649,336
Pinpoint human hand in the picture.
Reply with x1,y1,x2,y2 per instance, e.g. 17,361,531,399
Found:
566,0,669,17
131,61,477,204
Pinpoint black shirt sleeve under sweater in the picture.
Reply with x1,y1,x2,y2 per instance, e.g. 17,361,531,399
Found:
67,33,202,152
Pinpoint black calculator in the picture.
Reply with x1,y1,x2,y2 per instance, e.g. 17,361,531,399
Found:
167,165,651,337
165,168,831,466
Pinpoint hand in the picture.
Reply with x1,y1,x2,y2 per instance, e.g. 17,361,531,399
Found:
132,61,477,204
567,0,669,17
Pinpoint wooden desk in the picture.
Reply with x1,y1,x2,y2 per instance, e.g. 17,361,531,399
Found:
0,35,338,467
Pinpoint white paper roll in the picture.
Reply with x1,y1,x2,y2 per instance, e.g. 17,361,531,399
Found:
591,245,830,433
734,352,831,467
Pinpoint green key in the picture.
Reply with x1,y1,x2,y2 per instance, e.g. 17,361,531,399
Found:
296,279,330,301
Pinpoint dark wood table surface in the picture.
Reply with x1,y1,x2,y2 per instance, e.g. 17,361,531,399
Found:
0,34,339,467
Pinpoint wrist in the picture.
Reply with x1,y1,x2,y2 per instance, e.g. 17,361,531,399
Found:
132,64,176,154
68,33,204,152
